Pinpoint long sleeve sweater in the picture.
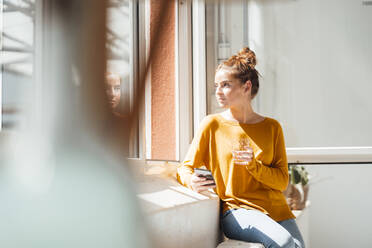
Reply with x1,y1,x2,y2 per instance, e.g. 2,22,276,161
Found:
177,114,295,221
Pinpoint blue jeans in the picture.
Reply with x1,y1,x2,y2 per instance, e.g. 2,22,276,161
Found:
221,208,305,248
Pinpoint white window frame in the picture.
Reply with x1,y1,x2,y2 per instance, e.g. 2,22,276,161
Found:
138,0,148,160
176,0,193,161
192,0,207,133
141,0,151,160
191,0,372,164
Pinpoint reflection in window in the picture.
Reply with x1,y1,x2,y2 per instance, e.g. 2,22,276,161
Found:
106,0,139,157
1,0,35,129
107,0,133,115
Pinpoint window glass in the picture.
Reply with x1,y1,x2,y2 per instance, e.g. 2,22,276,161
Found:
106,0,139,157
1,0,35,129
205,0,372,148
107,0,133,114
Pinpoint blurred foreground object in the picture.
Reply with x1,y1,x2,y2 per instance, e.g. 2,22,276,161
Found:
0,0,150,247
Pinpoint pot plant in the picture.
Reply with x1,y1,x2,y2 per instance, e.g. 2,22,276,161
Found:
284,165,310,210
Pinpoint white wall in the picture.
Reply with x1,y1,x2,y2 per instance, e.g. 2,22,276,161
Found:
249,0,372,147
245,1,372,246
305,164,372,248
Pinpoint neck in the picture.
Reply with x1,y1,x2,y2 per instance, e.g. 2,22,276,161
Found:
225,104,257,123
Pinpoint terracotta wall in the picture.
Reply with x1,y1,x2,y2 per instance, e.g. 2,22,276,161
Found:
150,0,176,160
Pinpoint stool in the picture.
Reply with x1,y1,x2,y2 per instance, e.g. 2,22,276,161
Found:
217,239,264,248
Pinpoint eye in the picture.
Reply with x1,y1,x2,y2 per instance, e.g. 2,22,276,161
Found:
223,82,230,87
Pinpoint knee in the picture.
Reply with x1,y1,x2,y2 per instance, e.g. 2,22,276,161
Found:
281,236,295,248
281,235,296,248
295,239,305,248
269,233,295,248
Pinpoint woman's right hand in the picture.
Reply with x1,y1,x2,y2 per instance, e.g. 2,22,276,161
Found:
190,174,216,193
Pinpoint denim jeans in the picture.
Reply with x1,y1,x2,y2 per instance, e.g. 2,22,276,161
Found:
221,208,305,248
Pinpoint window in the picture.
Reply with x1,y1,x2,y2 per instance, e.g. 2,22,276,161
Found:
194,0,372,162
1,0,142,158
106,0,140,158
205,0,250,116
1,0,35,130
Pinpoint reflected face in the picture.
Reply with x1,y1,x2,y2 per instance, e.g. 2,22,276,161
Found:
105,74,121,109
214,69,248,108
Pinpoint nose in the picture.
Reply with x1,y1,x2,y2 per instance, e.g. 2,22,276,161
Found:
215,86,223,96
106,87,114,97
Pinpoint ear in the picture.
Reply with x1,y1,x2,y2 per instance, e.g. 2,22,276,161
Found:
244,80,252,93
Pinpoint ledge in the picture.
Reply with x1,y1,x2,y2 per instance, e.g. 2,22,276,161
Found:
127,158,219,214
137,174,219,214
130,160,220,248
292,201,310,219
287,147,372,163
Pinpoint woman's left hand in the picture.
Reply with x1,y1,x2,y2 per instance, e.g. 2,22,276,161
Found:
232,147,254,165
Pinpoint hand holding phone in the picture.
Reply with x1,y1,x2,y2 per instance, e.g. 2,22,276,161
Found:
194,168,214,180
191,168,216,193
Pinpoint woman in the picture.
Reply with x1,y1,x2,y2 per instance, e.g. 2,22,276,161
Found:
177,47,305,248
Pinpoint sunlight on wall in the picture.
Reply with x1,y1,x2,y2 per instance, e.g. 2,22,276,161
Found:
247,1,262,53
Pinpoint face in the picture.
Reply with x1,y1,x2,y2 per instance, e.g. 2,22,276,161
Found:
105,74,121,109
214,68,251,109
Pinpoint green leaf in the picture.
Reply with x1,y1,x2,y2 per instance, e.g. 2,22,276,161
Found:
291,166,302,184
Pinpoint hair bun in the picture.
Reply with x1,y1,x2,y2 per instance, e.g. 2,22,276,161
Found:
216,46,260,99
237,47,256,69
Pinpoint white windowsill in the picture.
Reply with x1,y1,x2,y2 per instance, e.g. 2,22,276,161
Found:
137,175,219,214
127,158,219,214
287,147,372,164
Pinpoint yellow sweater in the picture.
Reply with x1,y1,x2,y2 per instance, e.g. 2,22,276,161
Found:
177,114,295,222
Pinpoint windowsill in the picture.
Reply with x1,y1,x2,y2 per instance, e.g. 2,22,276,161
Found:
129,159,311,217
127,159,219,214
287,147,372,164
137,175,219,214
129,160,221,248
292,201,311,219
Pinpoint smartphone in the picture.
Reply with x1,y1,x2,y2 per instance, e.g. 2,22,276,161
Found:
194,168,216,186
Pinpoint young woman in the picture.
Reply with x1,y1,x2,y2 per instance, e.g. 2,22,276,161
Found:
177,47,305,248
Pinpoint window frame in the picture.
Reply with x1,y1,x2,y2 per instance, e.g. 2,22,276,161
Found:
191,0,207,134
107,0,143,159
129,0,141,158
137,0,147,160
176,0,193,161
141,0,193,162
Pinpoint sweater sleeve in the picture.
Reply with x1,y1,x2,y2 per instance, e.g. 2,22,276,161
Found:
245,124,289,192
177,117,211,189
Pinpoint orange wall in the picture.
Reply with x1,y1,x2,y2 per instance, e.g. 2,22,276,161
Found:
150,0,176,160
